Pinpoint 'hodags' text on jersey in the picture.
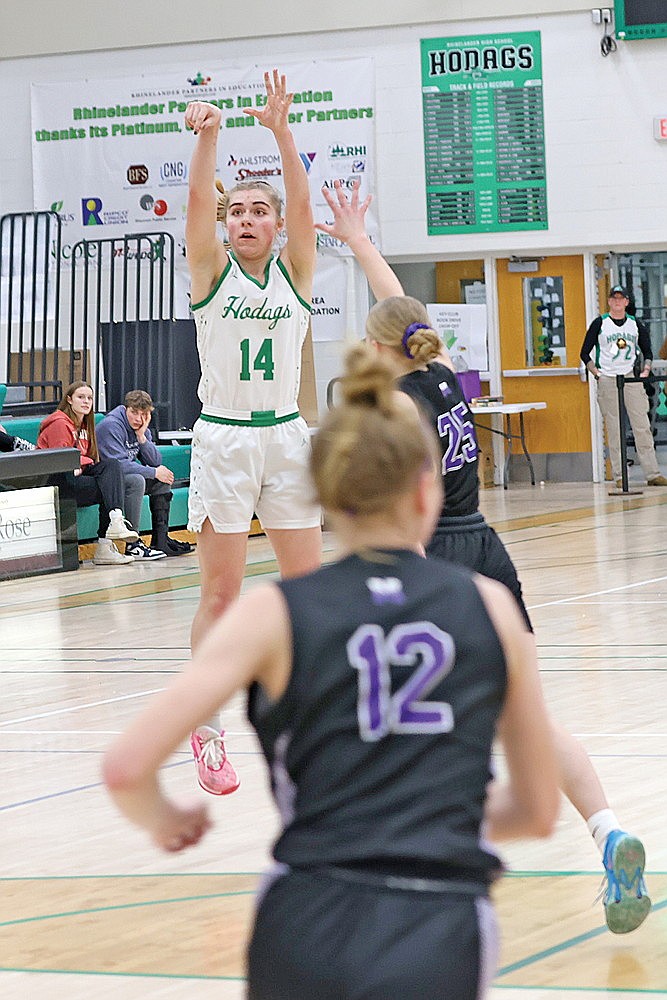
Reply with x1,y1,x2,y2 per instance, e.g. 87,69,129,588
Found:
219,295,292,331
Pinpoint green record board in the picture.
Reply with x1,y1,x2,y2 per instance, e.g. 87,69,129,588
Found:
421,32,547,234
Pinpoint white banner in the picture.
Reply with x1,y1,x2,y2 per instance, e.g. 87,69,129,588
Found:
311,255,349,342
0,486,58,561
426,303,488,373
31,59,377,318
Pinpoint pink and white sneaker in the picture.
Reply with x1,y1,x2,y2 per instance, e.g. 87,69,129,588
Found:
190,726,240,796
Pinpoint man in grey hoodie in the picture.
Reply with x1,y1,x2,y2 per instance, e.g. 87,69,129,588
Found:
97,390,194,559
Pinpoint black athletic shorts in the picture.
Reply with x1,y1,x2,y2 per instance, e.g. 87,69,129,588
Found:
247,867,498,1000
426,512,533,631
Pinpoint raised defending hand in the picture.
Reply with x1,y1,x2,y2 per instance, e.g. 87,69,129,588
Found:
315,179,372,245
185,101,222,135
243,69,293,134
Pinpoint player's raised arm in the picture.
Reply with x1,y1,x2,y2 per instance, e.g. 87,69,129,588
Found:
316,179,404,301
184,101,228,302
244,69,316,296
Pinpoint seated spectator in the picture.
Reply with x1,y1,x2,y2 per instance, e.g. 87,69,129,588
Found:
37,381,138,566
96,390,194,559
0,426,36,452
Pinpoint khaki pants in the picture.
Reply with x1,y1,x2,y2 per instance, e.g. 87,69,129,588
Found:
597,375,660,481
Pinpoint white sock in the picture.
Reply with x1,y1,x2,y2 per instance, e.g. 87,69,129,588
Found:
587,808,622,855
109,508,122,518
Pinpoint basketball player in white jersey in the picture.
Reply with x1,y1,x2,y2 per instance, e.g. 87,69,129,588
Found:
183,70,321,794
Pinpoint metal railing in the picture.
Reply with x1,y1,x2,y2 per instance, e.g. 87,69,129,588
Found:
0,218,197,430
0,211,63,410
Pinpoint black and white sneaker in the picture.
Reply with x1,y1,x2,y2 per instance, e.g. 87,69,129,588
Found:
12,436,36,452
125,540,167,561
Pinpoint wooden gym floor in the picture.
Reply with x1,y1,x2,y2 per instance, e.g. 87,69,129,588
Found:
0,480,665,999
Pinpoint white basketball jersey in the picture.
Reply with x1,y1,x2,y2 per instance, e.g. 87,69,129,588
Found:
191,253,311,418
596,314,639,377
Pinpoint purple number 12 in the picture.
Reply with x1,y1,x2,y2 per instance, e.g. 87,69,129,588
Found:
347,622,455,741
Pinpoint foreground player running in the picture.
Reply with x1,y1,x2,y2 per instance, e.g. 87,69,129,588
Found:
103,345,559,1000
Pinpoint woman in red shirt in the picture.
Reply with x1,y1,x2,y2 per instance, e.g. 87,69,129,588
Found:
38,381,138,566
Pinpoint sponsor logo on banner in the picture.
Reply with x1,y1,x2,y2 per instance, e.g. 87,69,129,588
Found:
82,197,103,226
159,160,188,184
226,152,283,183
137,194,170,220
321,176,364,191
299,152,317,173
328,143,368,160
188,73,212,86
50,201,75,224
81,197,129,227
127,164,149,185
227,154,280,167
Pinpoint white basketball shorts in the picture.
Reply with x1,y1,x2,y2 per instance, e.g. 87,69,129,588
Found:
187,415,321,533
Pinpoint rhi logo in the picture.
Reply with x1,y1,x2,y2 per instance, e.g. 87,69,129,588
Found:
328,143,368,159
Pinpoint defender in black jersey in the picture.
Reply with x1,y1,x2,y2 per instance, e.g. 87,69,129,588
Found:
104,344,558,1000
400,360,530,629
247,550,507,1000
316,179,651,937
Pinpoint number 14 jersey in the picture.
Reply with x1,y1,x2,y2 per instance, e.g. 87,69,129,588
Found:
191,252,311,418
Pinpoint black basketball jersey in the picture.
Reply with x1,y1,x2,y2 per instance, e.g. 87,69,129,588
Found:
248,549,506,883
399,363,480,518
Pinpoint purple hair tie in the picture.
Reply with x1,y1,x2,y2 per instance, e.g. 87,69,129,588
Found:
401,322,429,358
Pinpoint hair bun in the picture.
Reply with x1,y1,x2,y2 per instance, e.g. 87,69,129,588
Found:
339,344,395,414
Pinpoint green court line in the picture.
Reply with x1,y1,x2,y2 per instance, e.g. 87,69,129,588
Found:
0,967,244,981
494,987,667,995
496,896,667,978
0,888,255,929
0,872,262,880
0,549,339,618
504,869,667,876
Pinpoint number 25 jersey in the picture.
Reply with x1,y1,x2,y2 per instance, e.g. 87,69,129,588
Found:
399,363,480,518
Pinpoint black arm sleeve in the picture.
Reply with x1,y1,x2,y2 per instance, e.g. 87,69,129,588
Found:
580,316,602,364
636,320,653,362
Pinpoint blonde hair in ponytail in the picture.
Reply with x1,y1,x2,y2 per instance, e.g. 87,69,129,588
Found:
366,296,442,365
311,344,436,517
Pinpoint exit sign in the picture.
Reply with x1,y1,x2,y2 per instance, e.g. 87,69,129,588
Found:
654,117,667,140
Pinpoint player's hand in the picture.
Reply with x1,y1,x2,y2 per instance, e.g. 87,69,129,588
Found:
315,179,372,244
150,800,212,853
243,69,292,135
185,102,222,135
